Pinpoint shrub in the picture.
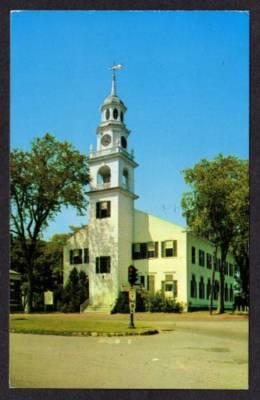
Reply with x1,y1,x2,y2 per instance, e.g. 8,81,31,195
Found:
148,291,183,313
111,289,183,313
60,268,88,312
111,290,147,314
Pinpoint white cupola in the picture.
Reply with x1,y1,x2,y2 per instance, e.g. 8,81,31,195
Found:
96,68,130,152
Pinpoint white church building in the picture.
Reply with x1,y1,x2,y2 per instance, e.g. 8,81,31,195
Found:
63,70,236,312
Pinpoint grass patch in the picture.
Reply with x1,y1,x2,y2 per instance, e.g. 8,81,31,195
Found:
10,314,158,336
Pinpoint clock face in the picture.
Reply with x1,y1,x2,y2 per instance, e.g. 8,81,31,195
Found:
101,134,111,147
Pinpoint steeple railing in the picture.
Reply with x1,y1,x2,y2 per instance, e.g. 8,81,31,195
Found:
89,145,135,161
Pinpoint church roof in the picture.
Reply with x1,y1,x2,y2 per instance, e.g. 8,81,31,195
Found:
101,94,127,112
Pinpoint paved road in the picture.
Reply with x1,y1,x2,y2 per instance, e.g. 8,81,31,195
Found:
10,320,248,389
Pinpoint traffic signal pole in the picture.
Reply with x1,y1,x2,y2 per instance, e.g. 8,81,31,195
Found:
128,265,137,329
128,284,135,329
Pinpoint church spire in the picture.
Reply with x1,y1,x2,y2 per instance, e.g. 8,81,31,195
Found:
111,64,123,96
111,70,116,96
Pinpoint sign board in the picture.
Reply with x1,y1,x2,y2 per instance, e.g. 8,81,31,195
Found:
129,288,136,302
44,290,54,305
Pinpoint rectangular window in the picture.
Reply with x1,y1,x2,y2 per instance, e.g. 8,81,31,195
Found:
199,250,205,267
140,275,145,288
190,275,197,298
165,283,173,292
96,256,111,273
132,242,158,259
162,240,177,257
206,253,212,269
96,201,111,219
191,246,196,264
84,248,89,264
147,242,158,258
229,263,234,277
70,249,83,265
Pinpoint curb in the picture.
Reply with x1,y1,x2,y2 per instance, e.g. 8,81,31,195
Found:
10,329,159,337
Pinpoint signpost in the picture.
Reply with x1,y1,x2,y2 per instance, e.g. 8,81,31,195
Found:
128,266,138,329
128,288,136,328
44,290,54,312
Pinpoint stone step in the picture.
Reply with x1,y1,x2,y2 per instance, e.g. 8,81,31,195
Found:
83,304,112,313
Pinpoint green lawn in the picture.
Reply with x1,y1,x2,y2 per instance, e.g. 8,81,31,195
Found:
10,314,157,336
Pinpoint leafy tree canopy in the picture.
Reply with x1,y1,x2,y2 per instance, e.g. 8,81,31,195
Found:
182,154,249,313
11,133,90,311
182,154,248,252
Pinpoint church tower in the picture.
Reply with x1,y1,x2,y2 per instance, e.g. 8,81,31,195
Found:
87,67,138,311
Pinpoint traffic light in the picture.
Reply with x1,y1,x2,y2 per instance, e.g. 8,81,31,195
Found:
128,265,138,286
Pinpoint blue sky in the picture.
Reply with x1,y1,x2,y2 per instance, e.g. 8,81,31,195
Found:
11,11,249,239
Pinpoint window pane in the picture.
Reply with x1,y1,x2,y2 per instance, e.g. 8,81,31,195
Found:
164,240,173,249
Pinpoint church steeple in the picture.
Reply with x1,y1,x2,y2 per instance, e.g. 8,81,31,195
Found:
111,70,116,96
94,64,131,155
87,67,138,312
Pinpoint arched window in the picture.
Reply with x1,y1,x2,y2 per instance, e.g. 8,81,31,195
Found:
190,275,197,298
105,109,110,120
199,277,205,299
206,279,211,299
122,168,129,189
120,111,124,122
113,108,118,120
121,136,127,149
97,165,111,185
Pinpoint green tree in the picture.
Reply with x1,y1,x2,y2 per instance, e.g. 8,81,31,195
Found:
11,233,71,311
61,268,88,312
11,133,89,312
229,163,249,301
182,154,248,314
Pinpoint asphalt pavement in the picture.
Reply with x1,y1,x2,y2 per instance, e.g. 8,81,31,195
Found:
10,319,248,389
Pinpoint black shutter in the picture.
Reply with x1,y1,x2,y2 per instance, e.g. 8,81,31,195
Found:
107,201,111,217
173,280,178,297
161,281,165,293
70,250,73,265
174,240,177,256
155,242,158,257
132,244,135,259
79,249,83,264
141,243,147,259
96,257,99,273
96,202,100,218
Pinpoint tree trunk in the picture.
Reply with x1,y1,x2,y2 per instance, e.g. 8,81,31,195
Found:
209,246,217,315
217,250,227,314
26,268,33,313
